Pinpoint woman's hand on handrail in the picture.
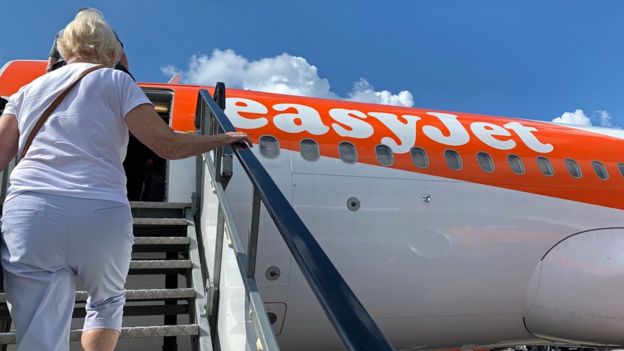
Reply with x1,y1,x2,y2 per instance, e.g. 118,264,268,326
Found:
221,132,253,149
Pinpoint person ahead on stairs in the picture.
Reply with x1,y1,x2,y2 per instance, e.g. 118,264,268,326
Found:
0,8,251,351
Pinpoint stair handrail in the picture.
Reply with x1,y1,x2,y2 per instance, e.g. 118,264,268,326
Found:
196,87,395,351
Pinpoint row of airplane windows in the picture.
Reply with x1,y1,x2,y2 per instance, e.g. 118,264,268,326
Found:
258,136,616,180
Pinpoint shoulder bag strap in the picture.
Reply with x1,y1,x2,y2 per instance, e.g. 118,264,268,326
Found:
19,64,106,161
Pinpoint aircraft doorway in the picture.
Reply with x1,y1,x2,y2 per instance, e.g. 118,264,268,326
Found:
124,89,173,202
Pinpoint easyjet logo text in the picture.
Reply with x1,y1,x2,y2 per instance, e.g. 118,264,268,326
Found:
225,97,554,154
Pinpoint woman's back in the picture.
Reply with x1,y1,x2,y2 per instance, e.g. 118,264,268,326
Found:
5,62,151,204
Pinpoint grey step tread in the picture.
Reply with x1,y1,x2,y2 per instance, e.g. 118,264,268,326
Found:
0,288,195,304
133,236,190,245
133,218,188,226
130,201,191,209
130,259,193,269
0,324,199,344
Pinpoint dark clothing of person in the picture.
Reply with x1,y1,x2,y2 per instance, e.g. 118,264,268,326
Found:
51,61,135,81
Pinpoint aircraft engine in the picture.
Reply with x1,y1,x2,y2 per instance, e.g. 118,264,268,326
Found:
523,227,624,345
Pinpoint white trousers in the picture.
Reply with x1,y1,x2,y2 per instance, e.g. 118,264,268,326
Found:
1,192,134,351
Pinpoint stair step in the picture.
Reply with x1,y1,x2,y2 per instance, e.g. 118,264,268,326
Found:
133,218,188,226
131,202,191,219
133,237,190,245
130,202,191,209
0,288,195,304
133,218,189,236
130,260,192,270
0,324,199,344
124,288,195,300
132,236,190,253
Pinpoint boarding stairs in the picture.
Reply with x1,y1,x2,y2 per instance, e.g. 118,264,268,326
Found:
0,85,395,351
0,200,210,350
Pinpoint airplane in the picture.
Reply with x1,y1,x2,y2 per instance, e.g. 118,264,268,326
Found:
1,59,624,351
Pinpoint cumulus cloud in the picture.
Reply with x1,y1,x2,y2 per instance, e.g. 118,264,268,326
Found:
552,109,616,128
552,109,593,126
161,49,414,107
347,78,414,107
597,110,612,128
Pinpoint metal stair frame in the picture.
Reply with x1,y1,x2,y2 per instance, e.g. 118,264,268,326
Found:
194,86,395,351
185,207,213,351
196,143,280,351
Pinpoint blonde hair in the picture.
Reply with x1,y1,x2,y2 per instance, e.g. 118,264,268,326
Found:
57,9,122,67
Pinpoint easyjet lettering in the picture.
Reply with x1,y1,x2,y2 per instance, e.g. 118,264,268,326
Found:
225,97,554,154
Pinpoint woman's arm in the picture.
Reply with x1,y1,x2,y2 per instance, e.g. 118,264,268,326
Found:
0,114,18,170
125,104,252,160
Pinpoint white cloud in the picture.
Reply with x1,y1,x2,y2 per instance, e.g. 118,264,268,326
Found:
160,65,179,79
347,78,414,107
162,49,414,107
597,110,612,128
552,109,616,128
552,109,593,126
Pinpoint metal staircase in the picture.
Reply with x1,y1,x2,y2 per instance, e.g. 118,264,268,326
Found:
0,84,395,351
0,201,211,350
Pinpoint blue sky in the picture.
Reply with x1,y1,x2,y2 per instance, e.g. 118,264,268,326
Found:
2,0,624,127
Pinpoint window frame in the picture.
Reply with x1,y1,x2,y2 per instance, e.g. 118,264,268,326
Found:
410,147,429,169
476,151,495,173
564,158,582,179
536,156,554,177
507,154,525,175
444,149,463,171
259,135,280,159
591,160,609,180
338,141,358,164
375,144,395,166
299,138,320,162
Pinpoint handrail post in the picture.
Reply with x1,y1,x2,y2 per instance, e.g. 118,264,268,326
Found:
193,93,206,220
247,188,261,279
207,205,225,337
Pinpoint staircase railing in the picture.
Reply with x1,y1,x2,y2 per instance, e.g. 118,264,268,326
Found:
195,85,395,351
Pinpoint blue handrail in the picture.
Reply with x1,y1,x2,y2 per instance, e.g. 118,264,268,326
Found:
198,89,395,351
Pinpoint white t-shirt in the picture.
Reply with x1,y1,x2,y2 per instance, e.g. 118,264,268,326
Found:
4,63,152,204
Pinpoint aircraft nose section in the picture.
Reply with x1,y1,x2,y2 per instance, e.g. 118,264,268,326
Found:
524,228,624,345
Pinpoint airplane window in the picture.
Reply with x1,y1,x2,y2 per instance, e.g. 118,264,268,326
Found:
410,147,429,168
564,159,582,178
477,152,494,173
376,145,394,166
259,136,279,159
618,163,624,177
592,161,609,180
537,157,554,176
300,139,320,161
445,150,462,170
339,142,357,164
508,155,525,175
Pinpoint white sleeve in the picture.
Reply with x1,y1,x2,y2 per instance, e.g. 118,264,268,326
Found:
3,88,25,117
119,73,152,119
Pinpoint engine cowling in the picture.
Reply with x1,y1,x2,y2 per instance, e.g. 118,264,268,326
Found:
524,228,624,345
